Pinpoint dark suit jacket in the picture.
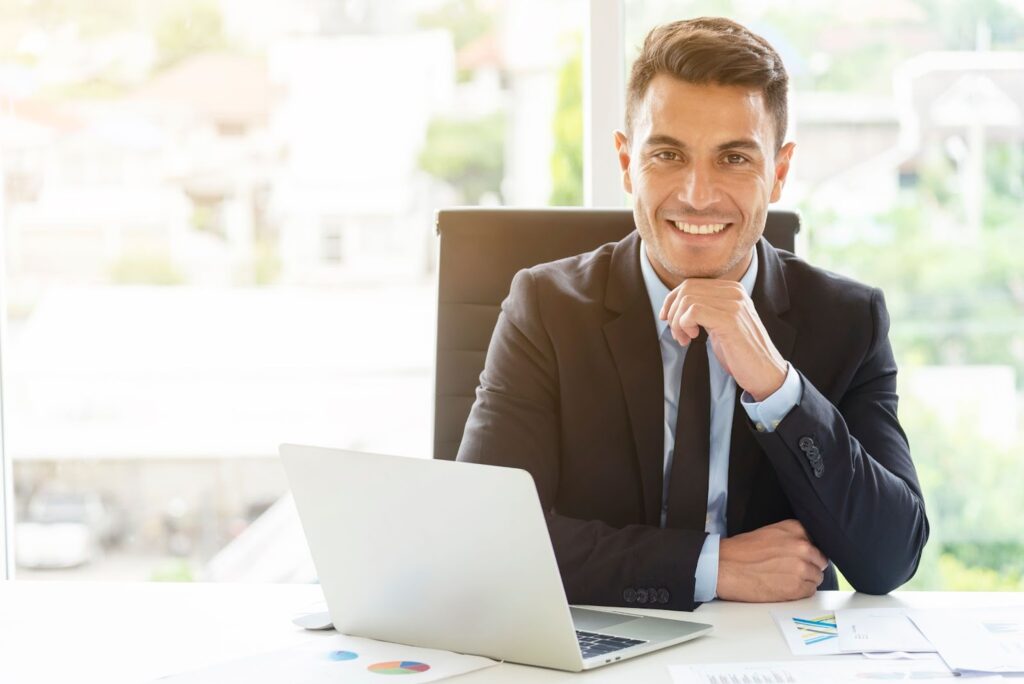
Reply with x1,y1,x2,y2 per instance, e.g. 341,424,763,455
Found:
457,231,929,611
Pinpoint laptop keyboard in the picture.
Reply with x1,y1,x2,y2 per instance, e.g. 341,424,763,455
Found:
575,630,647,659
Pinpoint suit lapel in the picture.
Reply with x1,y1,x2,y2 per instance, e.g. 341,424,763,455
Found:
602,233,664,526
727,238,797,534
752,237,796,362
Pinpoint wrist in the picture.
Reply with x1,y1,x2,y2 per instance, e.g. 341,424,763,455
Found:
715,557,739,601
748,362,787,402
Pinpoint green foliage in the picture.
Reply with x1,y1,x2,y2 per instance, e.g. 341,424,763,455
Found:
804,133,1024,592
44,78,129,101
0,0,136,37
550,44,583,206
150,559,195,582
109,251,185,285
155,0,227,69
835,394,1024,591
914,0,1024,50
191,203,219,235
418,112,505,204
932,554,1024,591
252,239,281,286
807,148,1024,383
810,188,1024,592
901,399,1024,544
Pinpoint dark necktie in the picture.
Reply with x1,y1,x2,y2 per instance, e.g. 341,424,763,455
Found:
665,328,711,530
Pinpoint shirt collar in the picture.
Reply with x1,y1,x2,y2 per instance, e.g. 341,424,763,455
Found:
639,241,758,339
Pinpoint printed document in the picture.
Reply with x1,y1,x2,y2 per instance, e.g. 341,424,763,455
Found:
909,607,1024,675
770,609,840,655
668,655,1002,684
835,608,934,654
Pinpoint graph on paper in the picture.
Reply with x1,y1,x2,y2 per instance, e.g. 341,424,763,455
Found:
792,613,838,645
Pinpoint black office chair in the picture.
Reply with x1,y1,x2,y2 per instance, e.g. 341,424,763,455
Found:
433,207,800,461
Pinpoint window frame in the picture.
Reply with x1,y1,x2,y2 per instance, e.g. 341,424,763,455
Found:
585,0,627,206
0,278,10,580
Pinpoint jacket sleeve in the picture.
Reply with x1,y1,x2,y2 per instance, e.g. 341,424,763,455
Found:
755,288,929,593
457,268,708,611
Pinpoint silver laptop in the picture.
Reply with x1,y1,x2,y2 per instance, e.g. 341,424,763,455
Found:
280,444,712,671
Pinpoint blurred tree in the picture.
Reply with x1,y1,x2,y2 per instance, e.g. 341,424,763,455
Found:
803,136,1024,591
155,0,227,69
915,0,1024,50
109,250,185,285
550,45,583,206
0,0,135,37
419,112,505,204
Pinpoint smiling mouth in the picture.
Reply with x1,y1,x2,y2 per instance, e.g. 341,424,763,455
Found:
669,220,730,235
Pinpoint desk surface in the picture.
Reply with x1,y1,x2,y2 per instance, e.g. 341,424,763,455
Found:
3,582,1022,683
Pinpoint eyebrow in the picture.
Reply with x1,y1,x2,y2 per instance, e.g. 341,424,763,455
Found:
642,134,762,154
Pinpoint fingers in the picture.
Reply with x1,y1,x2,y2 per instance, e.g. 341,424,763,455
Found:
797,576,821,599
772,518,809,538
659,288,677,321
666,294,751,347
660,280,749,343
671,301,717,345
788,526,828,571
729,559,822,602
665,293,700,344
779,521,828,571
807,544,829,571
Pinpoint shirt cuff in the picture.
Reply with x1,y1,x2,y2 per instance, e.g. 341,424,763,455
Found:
741,363,803,433
693,533,720,602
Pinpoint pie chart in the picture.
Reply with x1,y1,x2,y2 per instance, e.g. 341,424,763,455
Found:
367,660,432,675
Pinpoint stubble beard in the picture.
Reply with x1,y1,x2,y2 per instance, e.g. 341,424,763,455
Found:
638,213,744,283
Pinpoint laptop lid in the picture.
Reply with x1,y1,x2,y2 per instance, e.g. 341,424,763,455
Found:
280,444,584,671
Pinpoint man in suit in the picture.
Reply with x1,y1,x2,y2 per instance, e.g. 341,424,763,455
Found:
457,17,929,611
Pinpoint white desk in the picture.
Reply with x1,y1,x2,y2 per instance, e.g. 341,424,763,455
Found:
2,582,1022,683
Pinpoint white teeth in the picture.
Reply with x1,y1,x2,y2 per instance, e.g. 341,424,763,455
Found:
672,221,726,235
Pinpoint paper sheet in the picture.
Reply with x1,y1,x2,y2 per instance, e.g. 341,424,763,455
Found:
770,609,840,655
909,607,1024,674
835,608,934,654
156,633,498,683
668,655,1002,684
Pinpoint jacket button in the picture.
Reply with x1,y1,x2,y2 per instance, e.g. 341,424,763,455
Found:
636,588,649,604
813,463,824,478
799,436,815,451
657,588,670,604
623,587,636,603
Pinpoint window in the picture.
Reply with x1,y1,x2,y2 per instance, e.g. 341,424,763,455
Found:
0,0,585,582
7,0,1012,593
621,0,1024,590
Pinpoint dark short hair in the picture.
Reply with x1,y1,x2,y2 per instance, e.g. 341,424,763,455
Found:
626,17,789,151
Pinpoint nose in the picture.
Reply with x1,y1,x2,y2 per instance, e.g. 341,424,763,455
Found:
675,162,719,211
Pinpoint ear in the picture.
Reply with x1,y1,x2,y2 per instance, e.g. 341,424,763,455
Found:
769,142,795,203
613,130,633,195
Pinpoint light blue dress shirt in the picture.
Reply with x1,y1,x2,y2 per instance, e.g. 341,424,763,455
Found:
638,242,803,601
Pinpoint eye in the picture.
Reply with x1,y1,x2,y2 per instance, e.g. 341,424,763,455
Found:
724,153,748,165
654,150,680,161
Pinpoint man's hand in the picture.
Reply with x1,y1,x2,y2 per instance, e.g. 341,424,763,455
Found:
716,519,828,602
660,279,786,401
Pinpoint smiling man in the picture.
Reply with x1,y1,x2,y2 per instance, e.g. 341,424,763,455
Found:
457,17,929,609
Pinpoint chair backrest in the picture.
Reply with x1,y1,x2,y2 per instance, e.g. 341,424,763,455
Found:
433,207,800,461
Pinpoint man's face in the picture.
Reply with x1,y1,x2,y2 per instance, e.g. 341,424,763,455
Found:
615,75,794,286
